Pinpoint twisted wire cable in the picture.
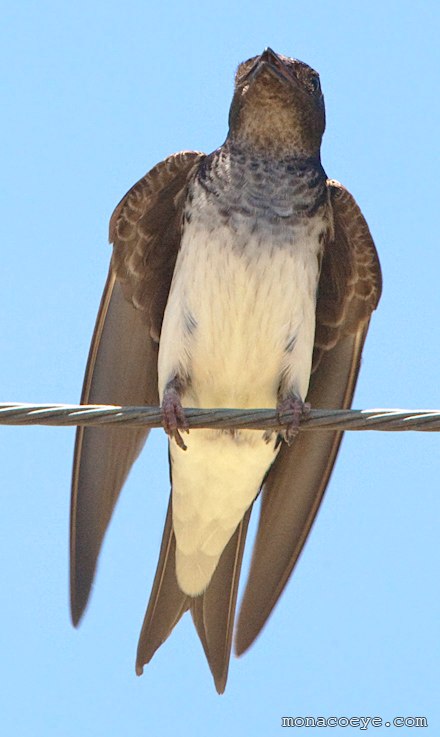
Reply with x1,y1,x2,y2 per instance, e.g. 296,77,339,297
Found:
0,402,439,431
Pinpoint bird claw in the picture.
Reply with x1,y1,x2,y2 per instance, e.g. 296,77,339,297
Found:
277,396,310,445
162,386,189,451
263,428,275,444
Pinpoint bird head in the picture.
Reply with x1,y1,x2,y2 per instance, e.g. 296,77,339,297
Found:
228,48,325,158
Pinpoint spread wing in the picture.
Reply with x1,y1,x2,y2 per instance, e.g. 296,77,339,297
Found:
235,179,382,655
70,151,204,625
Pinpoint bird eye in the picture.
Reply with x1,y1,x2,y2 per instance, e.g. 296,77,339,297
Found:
310,74,321,94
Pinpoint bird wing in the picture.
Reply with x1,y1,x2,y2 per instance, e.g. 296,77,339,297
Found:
70,151,205,625
235,179,382,654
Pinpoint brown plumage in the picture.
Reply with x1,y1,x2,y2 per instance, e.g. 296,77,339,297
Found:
70,48,381,692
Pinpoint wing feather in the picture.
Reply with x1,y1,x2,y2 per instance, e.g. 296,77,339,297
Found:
70,152,204,624
235,180,382,654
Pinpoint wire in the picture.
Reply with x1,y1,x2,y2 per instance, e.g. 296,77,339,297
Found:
1,403,440,431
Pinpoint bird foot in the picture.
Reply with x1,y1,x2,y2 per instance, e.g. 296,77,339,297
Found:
162,384,189,451
276,395,310,445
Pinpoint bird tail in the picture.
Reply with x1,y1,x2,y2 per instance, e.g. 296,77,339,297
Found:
136,495,251,693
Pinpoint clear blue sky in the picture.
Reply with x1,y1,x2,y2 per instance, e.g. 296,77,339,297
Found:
1,2,439,736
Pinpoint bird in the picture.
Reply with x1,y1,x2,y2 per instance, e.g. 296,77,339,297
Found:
70,48,382,693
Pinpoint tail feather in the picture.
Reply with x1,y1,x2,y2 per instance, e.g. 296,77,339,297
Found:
136,498,189,674
191,508,252,693
136,495,252,693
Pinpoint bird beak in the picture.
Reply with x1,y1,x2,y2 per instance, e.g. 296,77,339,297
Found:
259,47,280,65
250,48,295,86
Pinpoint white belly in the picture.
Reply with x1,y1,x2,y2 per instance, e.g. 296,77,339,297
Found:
158,216,322,595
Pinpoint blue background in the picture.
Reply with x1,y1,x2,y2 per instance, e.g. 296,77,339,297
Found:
1,2,439,735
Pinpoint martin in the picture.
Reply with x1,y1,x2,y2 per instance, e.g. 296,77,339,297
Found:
70,49,382,692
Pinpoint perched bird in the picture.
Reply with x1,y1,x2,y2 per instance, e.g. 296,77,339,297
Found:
70,48,382,693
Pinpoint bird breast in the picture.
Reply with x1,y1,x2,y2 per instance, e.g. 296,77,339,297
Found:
158,184,326,409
